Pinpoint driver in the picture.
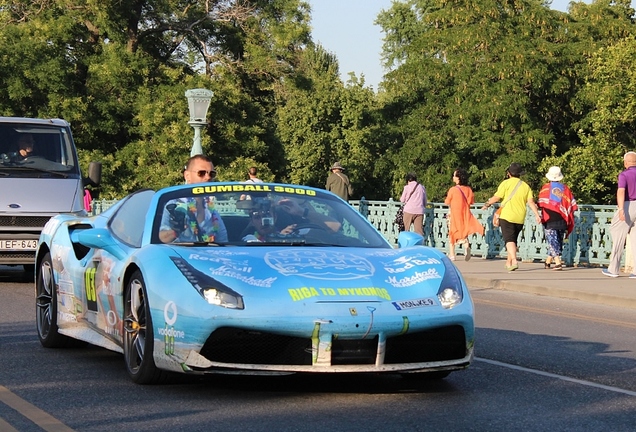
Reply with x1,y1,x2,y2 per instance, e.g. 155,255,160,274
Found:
241,198,341,242
17,134,34,159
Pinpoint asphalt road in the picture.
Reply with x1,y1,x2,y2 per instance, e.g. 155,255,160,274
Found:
1,267,635,432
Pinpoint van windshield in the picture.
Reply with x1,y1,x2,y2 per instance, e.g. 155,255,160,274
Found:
0,123,80,177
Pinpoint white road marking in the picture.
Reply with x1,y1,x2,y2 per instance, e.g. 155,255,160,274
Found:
476,357,636,397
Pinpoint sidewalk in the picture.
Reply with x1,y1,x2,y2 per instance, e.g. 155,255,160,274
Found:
452,257,636,311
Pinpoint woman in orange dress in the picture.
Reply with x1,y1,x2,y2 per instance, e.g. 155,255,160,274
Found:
444,168,485,261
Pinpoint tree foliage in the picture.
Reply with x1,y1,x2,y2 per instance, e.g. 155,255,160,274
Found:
376,0,590,201
0,0,635,205
0,0,312,198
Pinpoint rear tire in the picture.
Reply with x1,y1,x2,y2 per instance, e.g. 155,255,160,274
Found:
123,270,168,384
36,252,74,347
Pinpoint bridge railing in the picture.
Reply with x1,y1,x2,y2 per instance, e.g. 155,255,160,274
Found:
90,198,618,266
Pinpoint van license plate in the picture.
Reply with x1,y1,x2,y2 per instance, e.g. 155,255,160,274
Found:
0,240,38,250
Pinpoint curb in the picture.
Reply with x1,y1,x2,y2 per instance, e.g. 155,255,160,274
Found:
464,276,636,311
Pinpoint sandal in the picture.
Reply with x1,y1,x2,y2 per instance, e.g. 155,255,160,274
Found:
544,262,551,269
448,254,456,261
506,264,518,272
553,264,563,271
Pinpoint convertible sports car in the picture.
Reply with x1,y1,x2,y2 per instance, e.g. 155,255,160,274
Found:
35,182,474,384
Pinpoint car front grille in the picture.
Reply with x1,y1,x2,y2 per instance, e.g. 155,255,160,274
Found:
0,216,51,228
199,325,467,367
384,325,467,363
200,327,312,365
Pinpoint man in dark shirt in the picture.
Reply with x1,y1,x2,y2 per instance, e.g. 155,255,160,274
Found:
325,162,353,201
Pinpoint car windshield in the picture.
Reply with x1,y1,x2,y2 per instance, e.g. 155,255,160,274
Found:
151,183,391,248
0,123,80,176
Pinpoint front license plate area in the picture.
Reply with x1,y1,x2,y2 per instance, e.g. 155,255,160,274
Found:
0,239,38,250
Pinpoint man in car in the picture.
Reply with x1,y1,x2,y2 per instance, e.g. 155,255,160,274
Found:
241,197,340,242
159,155,228,243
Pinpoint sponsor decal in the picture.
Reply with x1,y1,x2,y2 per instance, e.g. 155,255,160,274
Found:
106,310,118,326
160,301,183,356
188,252,278,287
383,254,442,274
42,217,62,236
266,250,374,280
189,254,253,272
385,268,441,287
58,311,77,323
369,249,403,257
189,184,317,196
210,267,277,287
392,298,435,310
164,301,178,326
288,286,391,301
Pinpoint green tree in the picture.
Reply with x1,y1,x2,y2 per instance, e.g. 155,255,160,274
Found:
542,36,636,204
539,0,636,204
275,44,383,198
376,0,591,201
0,0,313,197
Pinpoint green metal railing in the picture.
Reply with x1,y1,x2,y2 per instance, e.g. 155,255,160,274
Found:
91,198,616,266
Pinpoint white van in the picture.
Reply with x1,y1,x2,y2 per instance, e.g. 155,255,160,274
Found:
0,117,101,272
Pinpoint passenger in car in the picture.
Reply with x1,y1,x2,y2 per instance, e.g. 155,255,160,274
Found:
159,155,228,243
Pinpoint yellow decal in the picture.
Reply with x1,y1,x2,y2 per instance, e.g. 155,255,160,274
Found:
84,267,97,302
189,184,317,196
273,186,316,196
288,287,391,301
190,184,271,194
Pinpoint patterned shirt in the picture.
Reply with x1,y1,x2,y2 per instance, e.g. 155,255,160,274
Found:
160,197,228,242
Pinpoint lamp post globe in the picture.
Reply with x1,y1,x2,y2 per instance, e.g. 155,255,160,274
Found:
185,88,213,156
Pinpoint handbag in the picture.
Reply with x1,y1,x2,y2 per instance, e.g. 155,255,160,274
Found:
493,207,502,227
394,206,405,231
492,180,522,228
394,183,419,231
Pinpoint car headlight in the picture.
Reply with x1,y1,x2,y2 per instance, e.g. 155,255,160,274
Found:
437,257,464,309
203,288,244,309
170,257,244,309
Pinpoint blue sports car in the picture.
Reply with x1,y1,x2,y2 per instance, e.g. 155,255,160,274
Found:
35,182,474,384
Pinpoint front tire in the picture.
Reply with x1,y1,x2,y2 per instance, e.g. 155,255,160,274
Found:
36,252,73,347
123,270,168,384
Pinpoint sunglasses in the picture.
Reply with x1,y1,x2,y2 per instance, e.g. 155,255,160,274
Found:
193,170,217,178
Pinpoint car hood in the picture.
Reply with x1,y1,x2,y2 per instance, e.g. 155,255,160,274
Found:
0,178,82,213
172,245,453,301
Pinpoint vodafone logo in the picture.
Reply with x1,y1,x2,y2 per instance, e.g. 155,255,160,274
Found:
106,310,118,326
163,301,177,326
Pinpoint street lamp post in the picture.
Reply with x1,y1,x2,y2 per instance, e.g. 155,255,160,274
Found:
185,88,213,156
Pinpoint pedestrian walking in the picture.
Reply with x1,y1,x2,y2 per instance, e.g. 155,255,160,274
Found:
400,173,427,236
444,168,484,261
325,162,353,201
537,166,577,270
481,163,541,272
244,166,263,183
602,151,636,277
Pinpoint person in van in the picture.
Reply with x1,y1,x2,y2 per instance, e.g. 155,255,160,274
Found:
17,134,34,159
